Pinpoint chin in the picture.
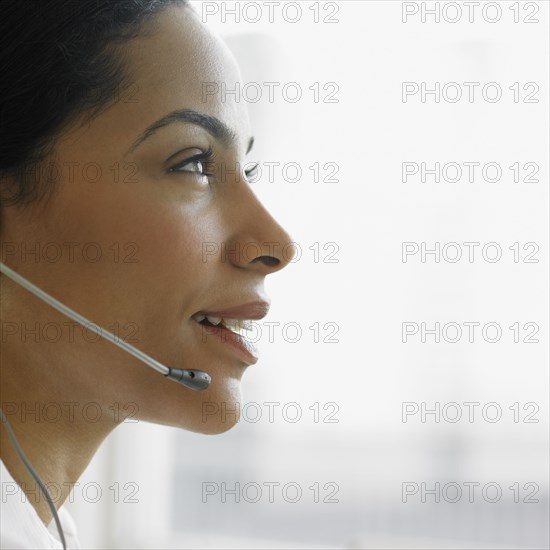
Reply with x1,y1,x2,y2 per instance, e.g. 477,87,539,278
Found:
200,416,241,435
195,373,244,435
146,369,245,435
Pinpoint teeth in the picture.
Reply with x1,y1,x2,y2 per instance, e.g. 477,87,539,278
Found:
192,313,254,333
191,313,223,326
221,318,254,333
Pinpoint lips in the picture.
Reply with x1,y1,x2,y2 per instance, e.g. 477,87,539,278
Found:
192,300,270,321
190,300,269,365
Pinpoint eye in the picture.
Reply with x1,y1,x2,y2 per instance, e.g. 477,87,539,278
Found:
244,162,259,182
168,146,215,180
174,158,206,174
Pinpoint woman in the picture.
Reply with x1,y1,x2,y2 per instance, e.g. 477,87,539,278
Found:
0,1,295,547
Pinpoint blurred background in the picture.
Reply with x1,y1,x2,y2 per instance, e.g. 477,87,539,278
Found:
67,1,549,548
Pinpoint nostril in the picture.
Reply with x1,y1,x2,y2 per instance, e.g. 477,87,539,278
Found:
256,256,280,267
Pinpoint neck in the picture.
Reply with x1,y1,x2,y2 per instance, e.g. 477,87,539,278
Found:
0,346,119,526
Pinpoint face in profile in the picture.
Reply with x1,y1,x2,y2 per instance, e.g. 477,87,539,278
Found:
1,5,294,434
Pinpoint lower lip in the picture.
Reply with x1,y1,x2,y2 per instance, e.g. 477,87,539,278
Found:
194,322,258,365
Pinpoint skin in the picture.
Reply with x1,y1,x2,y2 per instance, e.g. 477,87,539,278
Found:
0,5,295,526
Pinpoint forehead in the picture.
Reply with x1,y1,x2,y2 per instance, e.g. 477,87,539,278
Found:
89,5,251,153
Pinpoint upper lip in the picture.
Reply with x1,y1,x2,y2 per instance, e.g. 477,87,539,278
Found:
192,300,270,321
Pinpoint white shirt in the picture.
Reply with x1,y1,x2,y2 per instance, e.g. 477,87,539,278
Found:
0,459,81,549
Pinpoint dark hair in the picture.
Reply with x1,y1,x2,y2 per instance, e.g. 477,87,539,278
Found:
0,0,188,206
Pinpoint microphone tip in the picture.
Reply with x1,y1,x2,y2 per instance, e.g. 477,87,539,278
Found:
165,368,211,390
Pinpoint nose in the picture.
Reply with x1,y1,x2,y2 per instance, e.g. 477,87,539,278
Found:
223,183,297,275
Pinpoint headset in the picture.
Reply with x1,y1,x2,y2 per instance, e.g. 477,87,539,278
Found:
0,261,211,549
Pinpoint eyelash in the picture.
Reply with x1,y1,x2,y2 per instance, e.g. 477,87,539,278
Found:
244,163,259,181
168,146,216,178
168,146,259,181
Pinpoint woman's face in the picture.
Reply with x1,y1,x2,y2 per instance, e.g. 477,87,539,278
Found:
1,6,294,433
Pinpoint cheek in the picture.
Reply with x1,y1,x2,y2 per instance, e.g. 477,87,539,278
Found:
137,202,223,291
59,178,217,278
107,198,220,315
39,179,222,328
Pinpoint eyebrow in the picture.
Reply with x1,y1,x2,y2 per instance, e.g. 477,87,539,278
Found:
124,108,254,156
